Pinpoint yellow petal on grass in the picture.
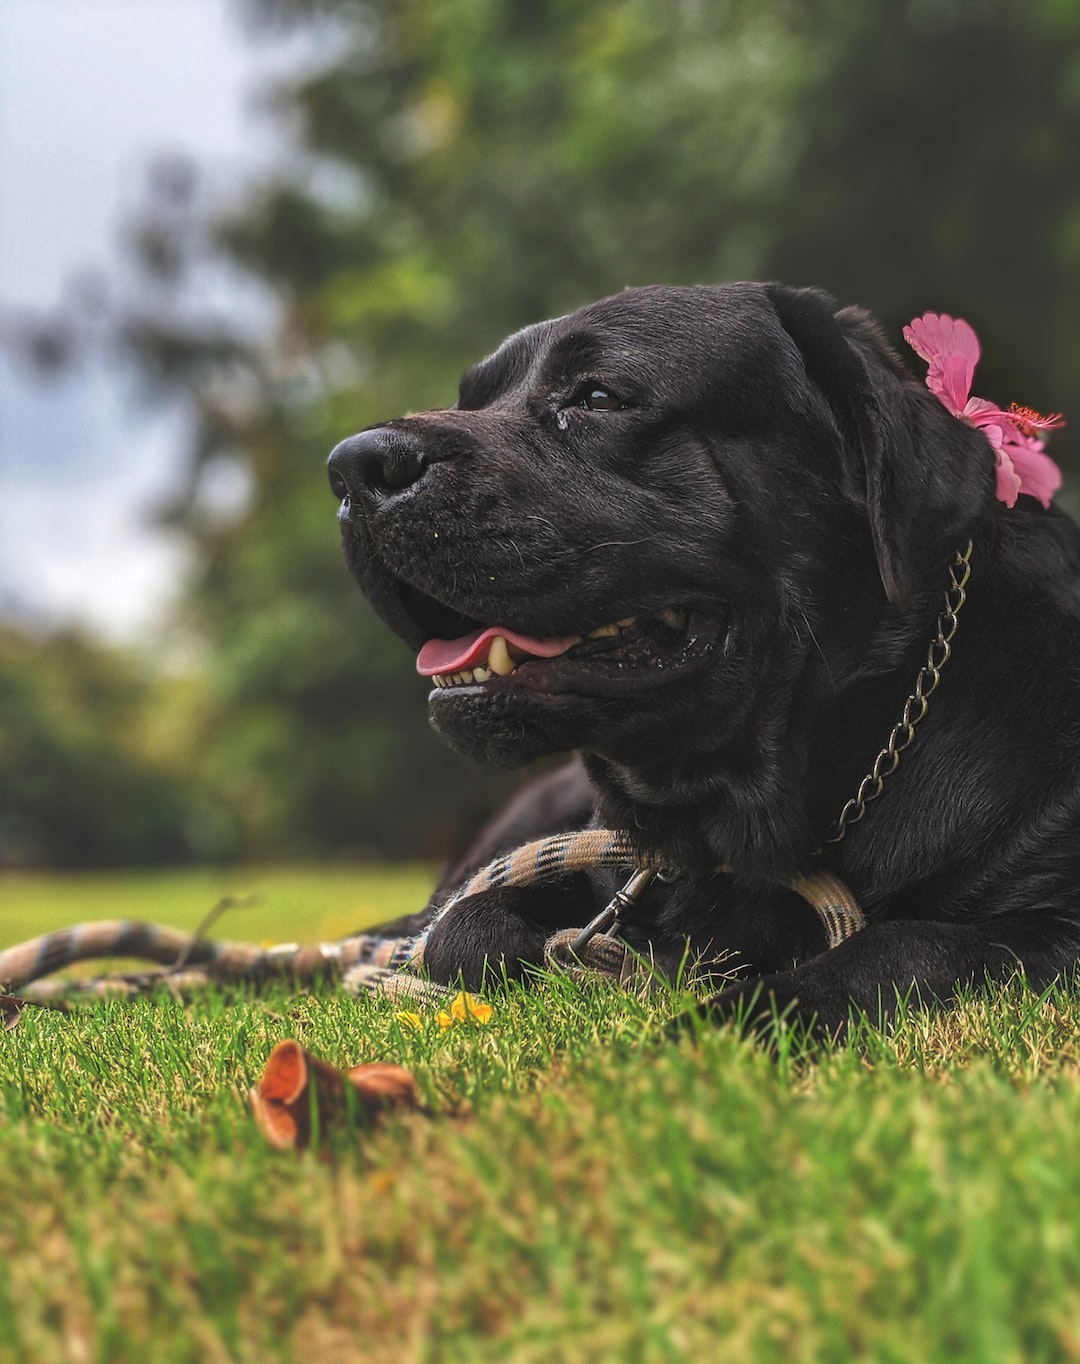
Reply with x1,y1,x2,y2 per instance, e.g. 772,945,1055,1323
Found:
434,992,494,1029
449,991,493,1025
395,1010,424,1030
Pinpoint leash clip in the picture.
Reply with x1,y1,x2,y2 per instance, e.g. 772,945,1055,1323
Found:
569,867,658,956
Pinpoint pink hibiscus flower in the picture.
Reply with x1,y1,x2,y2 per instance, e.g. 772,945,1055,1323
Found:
903,312,1065,508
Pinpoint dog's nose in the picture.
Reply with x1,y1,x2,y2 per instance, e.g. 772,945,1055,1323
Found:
327,427,429,503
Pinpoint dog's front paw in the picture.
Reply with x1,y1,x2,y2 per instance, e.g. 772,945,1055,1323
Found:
423,888,549,988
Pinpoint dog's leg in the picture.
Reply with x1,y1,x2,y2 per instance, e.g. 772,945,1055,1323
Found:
422,878,597,989
677,916,1080,1037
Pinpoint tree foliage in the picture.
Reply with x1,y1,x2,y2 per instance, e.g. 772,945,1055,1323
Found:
5,0,1079,864
0,628,197,866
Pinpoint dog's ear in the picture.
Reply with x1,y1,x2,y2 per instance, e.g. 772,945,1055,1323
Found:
765,283,994,607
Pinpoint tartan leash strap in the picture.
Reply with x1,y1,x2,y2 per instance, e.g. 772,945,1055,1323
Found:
0,828,865,1006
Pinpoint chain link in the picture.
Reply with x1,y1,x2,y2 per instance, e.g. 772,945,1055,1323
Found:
827,542,973,844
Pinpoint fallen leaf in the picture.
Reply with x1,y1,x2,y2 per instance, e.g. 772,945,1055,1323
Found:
250,1040,419,1151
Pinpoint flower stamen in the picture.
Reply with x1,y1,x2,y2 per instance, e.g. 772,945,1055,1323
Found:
1008,402,1065,437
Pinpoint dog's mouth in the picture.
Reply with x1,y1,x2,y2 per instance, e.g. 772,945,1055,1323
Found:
415,606,724,695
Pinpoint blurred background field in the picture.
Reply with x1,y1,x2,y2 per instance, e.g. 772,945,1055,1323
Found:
0,863,435,949
2,0,1079,886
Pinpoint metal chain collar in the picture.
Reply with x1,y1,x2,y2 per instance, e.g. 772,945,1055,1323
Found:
827,541,973,844
557,542,975,958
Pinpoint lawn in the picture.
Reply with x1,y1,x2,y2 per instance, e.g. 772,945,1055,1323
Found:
4,870,1080,1362
0,863,438,950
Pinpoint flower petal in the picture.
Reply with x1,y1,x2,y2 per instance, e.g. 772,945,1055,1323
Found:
964,396,1016,436
903,312,980,368
994,449,1022,507
1002,435,1062,509
448,990,493,1025
904,313,980,416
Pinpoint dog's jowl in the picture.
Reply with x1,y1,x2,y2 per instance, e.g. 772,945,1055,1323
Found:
327,283,1080,1034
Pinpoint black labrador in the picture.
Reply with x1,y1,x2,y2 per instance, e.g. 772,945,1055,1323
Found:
327,283,1080,1034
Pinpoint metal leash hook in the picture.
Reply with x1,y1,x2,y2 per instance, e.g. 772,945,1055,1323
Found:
568,867,659,957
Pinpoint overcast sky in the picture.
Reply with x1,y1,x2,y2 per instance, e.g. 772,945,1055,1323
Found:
0,0,290,641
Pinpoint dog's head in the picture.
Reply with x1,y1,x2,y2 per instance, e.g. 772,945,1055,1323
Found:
329,283,994,794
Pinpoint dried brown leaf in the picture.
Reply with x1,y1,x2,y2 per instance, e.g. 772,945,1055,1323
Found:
250,1040,419,1151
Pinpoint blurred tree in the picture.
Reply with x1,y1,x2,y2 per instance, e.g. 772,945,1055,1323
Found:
0,626,201,866
4,0,1078,864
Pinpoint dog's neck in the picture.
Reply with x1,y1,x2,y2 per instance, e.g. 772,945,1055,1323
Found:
585,739,815,883
584,546,973,883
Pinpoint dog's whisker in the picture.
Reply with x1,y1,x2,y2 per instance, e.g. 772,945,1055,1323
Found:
582,538,656,553
798,612,835,689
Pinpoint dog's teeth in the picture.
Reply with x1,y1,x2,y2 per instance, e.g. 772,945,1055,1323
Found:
487,635,515,676
434,665,494,686
659,608,687,629
588,623,620,639
615,616,637,628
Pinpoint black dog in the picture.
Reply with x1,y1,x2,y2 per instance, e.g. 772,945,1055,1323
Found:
327,283,1080,1034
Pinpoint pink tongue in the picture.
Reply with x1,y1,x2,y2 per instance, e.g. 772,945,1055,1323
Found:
416,625,579,676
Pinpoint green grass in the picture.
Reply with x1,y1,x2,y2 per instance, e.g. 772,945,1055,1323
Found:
0,863,437,948
5,872,1080,1362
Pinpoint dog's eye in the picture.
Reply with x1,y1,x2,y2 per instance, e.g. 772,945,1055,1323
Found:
577,386,623,412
